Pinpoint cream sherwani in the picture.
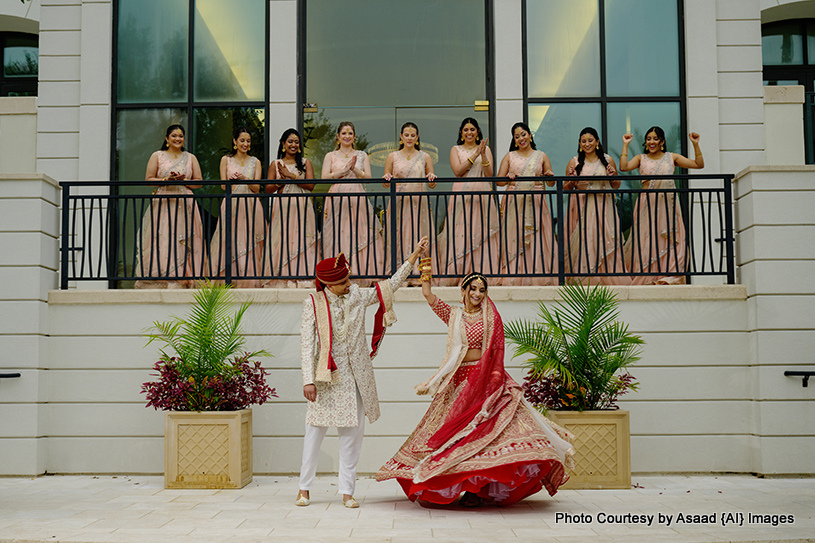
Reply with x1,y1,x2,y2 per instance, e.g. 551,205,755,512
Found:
298,260,412,496
300,259,412,427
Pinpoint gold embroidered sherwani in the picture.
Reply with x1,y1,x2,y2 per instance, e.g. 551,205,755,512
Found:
300,260,412,427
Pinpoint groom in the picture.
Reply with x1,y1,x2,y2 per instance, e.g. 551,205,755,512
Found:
297,236,428,508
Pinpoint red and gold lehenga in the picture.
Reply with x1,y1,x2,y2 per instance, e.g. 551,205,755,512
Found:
376,297,575,506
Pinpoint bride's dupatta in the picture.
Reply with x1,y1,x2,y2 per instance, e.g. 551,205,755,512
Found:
414,298,523,483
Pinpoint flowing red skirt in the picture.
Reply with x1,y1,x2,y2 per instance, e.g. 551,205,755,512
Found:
397,459,566,506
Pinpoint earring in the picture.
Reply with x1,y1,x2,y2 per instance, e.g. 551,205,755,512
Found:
233,145,237,150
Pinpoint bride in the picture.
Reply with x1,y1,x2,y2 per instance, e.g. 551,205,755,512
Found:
376,261,575,506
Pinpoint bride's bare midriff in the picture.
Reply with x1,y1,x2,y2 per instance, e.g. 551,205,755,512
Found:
463,349,482,362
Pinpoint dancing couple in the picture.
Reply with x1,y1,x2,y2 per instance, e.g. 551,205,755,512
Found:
297,238,574,508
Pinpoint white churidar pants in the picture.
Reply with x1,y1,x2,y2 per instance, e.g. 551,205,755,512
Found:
299,387,365,496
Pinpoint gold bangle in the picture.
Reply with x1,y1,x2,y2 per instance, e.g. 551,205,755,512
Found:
620,154,628,157
420,274,431,282
467,157,475,165
482,160,490,166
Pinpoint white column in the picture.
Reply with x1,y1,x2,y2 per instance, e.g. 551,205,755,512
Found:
0,173,60,475
763,86,805,165
734,166,815,474
492,0,524,154
268,0,299,153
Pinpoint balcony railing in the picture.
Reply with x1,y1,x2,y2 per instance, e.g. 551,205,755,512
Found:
58,174,735,289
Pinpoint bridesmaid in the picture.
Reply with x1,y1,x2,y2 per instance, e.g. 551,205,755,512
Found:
136,124,204,289
438,117,500,285
321,121,384,287
495,122,556,286
265,128,317,288
209,126,264,287
620,128,704,284
563,127,628,285
382,122,437,281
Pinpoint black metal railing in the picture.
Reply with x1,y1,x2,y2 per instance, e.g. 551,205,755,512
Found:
58,174,735,288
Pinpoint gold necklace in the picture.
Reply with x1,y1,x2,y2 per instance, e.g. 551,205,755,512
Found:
462,306,483,318
340,148,354,158
402,149,415,161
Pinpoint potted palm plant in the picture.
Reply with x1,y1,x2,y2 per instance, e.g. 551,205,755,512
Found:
504,282,643,489
141,282,275,489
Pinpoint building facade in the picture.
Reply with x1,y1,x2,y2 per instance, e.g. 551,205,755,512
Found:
0,0,813,477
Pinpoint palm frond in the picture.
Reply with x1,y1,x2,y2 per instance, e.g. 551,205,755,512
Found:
144,282,270,381
505,282,643,411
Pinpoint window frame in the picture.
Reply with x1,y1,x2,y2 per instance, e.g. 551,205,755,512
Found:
296,0,496,147
521,0,688,157
110,0,271,181
0,31,38,97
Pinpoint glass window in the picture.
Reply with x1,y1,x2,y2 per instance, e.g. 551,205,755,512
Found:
528,103,602,175
762,22,803,66
114,0,268,179
192,107,266,181
116,0,189,103
115,108,188,184
301,106,488,196
808,22,815,61
525,0,684,169
193,0,265,102
1,32,38,96
526,0,600,98
606,101,681,159
306,0,486,107
113,0,268,287
604,0,679,96
3,35,38,78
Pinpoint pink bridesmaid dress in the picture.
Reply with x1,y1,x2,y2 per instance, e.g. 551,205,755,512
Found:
499,150,556,286
209,156,266,288
265,160,319,288
437,146,500,285
565,155,628,285
136,151,205,289
624,153,687,284
321,150,385,287
385,150,436,281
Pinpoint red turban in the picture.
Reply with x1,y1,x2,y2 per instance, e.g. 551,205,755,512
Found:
315,253,351,291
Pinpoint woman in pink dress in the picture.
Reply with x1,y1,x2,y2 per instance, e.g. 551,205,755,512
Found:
383,122,438,282
437,118,500,285
136,124,204,289
496,122,556,286
620,127,704,284
376,271,574,507
321,121,384,287
209,127,264,287
563,127,628,285
265,128,317,288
